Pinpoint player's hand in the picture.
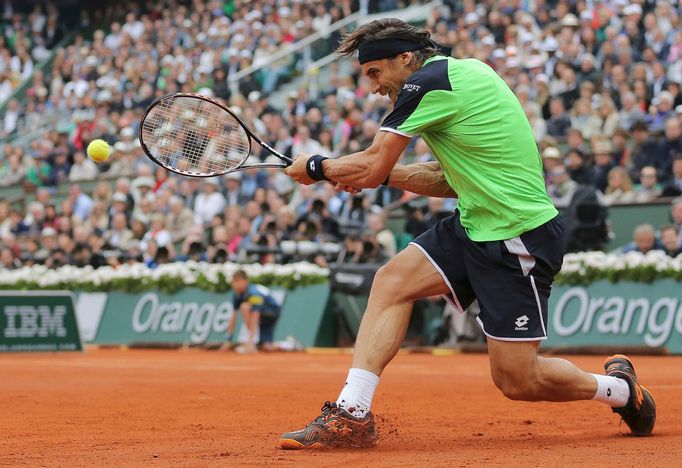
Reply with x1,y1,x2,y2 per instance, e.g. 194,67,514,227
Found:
334,183,362,194
284,152,316,185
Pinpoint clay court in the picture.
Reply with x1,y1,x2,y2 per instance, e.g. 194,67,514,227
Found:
1,349,681,467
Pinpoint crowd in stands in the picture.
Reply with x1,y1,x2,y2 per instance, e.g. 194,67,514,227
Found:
1,0,682,271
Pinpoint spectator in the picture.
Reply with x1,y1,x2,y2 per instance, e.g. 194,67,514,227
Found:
627,120,659,181
661,154,682,197
595,97,620,137
570,98,601,139
194,179,226,226
0,152,26,186
548,164,578,208
68,150,98,181
292,125,328,158
166,195,195,244
68,184,93,222
618,92,645,130
671,198,682,250
659,224,681,257
83,201,109,234
647,91,675,134
367,211,397,259
591,140,617,193
565,149,592,186
633,166,662,203
622,223,663,254
546,97,572,138
603,167,636,206
105,212,133,251
525,104,546,142
656,118,682,180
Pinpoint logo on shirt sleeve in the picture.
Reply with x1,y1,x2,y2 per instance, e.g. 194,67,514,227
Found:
402,84,421,92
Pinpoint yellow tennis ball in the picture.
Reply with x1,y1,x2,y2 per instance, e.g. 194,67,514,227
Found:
87,139,110,163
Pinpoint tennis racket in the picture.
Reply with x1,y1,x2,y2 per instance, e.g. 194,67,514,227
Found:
138,92,293,178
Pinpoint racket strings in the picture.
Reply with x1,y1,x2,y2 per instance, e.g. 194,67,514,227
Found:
141,96,250,176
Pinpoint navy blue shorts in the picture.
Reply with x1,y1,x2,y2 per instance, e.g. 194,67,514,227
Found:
411,211,566,341
258,314,279,344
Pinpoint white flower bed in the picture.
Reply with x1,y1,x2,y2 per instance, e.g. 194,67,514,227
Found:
1,252,681,292
557,251,682,284
0,261,330,293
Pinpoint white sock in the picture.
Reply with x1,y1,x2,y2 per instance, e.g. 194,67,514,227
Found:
336,368,380,418
591,374,630,408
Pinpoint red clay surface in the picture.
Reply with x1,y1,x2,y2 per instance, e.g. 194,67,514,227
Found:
1,349,681,467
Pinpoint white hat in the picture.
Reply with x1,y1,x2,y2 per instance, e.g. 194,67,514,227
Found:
225,171,242,180
112,192,128,203
491,49,506,59
41,227,57,237
481,36,495,47
97,90,112,102
133,176,155,188
542,37,559,52
580,11,593,21
560,13,579,27
464,12,479,24
623,4,643,16
542,147,561,159
525,55,545,69
121,127,134,138
506,58,521,69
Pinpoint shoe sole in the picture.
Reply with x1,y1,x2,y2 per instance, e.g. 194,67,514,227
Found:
277,438,324,450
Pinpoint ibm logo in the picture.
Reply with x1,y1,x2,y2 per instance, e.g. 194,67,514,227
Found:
3,306,67,338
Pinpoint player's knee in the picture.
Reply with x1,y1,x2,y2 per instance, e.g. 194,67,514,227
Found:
372,263,409,302
491,366,541,401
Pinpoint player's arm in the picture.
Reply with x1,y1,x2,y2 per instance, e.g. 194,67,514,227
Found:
386,161,457,198
285,130,410,188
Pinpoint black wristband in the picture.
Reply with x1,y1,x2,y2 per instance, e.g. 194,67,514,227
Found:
306,155,329,181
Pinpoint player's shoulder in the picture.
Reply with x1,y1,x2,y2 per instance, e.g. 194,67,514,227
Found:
403,56,453,95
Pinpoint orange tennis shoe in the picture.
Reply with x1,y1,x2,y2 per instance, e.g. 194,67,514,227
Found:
604,354,656,436
277,401,378,449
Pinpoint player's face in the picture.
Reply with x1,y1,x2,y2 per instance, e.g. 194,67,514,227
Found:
232,277,248,294
362,54,415,103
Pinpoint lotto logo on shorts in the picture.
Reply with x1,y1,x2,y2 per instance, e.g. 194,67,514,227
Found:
515,315,529,331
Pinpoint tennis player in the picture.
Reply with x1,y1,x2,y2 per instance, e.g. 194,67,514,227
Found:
280,18,655,449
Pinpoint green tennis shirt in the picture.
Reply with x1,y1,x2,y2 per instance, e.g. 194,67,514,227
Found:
381,56,558,242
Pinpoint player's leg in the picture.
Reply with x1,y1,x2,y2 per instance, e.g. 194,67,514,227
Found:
469,215,655,435
351,245,449,374
486,338,600,401
278,214,474,449
487,338,656,435
236,307,257,353
258,314,278,352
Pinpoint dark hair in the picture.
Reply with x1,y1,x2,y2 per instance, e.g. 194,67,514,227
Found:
233,269,248,281
630,120,649,132
660,223,677,233
337,18,439,67
188,241,204,256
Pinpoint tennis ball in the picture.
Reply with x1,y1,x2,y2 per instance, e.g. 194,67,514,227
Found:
87,139,110,163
